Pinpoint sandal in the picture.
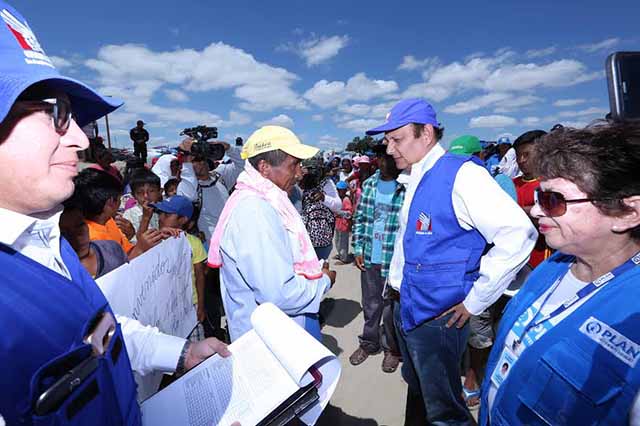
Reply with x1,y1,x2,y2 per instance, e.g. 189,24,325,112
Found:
462,387,481,408
381,352,400,373
349,347,370,366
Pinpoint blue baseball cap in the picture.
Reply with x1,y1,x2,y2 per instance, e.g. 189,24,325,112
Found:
336,181,348,190
0,2,122,126
151,196,194,219
366,98,440,135
497,136,511,145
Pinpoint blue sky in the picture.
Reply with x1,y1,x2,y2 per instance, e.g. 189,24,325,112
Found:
17,0,640,150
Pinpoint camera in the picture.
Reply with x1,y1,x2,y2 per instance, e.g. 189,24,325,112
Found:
179,125,225,161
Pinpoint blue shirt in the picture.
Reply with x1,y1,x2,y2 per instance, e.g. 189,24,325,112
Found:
371,179,397,265
218,195,331,341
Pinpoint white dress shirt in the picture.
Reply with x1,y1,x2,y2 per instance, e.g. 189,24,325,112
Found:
387,144,537,315
321,178,342,213
0,207,185,377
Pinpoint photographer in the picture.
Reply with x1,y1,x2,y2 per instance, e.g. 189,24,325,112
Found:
177,136,243,341
177,138,243,243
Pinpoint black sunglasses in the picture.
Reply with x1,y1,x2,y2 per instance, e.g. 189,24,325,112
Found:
534,188,616,217
13,97,73,135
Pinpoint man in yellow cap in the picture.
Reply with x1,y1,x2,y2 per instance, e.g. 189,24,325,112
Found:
207,126,336,341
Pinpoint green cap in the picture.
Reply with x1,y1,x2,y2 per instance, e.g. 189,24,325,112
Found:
449,135,481,155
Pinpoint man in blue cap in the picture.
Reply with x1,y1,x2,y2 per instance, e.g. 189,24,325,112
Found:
366,99,536,425
0,3,230,424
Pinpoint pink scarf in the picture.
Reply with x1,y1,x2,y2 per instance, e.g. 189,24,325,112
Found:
208,162,323,280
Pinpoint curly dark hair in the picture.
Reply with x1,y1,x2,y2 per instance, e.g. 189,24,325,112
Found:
534,120,640,238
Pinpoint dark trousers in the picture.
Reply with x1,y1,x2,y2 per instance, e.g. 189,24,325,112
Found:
359,265,399,355
393,301,474,426
133,142,147,164
203,267,227,342
334,230,350,262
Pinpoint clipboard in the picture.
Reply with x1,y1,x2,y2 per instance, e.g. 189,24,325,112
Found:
257,367,323,426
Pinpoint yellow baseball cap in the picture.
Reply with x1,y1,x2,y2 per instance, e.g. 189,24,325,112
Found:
241,125,319,160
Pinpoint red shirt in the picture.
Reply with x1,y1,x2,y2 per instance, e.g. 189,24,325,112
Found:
513,177,552,268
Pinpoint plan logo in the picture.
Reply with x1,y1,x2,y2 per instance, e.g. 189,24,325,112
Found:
580,316,640,367
1,8,53,67
416,212,432,235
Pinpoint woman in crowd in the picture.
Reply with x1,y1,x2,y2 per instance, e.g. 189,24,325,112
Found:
481,121,640,425
299,163,340,260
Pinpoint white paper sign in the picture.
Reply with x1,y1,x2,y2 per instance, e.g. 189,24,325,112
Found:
97,235,197,399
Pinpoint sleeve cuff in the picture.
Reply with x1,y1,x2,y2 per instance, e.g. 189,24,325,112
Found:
150,333,188,373
462,294,486,316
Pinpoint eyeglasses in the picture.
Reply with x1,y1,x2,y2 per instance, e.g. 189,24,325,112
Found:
13,97,73,135
534,188,615,217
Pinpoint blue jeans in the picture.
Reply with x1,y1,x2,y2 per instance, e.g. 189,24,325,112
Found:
393,301,474,426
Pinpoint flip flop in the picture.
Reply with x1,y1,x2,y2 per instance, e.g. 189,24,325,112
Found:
462,387,481,408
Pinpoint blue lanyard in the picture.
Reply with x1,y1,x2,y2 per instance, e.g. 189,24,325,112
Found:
518,251,640,341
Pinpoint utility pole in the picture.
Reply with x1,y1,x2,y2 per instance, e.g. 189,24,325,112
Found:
105,114,112,150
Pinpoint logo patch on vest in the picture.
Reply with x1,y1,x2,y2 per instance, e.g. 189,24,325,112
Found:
416,212,432,235
579,316,640,367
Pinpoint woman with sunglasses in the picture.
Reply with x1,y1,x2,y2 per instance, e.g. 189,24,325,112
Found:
480,121,640,425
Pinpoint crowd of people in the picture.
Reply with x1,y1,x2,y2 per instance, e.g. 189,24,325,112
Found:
1,1,639,425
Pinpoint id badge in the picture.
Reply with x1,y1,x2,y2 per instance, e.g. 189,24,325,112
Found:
490,346,517,389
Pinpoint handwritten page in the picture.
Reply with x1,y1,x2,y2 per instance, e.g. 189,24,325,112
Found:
141,303,341,426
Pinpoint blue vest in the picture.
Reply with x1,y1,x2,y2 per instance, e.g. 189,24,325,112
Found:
0,239,141,426
480,252,640,425
401,154,487,331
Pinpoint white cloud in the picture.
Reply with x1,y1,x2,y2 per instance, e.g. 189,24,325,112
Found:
85,42,306,113
558,107,609,118
521,116,542,126
228,110,251,126
258,114,295,128
280,35,349,67
484,60,599,92
304,73,398,108
338,103,372,116
445,93,507,114
311,114,324,122
469,115,518,128
444,93,542,115
553,98,587,107
401,83,452,102
336,118,381,132
579,38,620,53
163,89,188,102
398,55,439,71
316,134,342,150
526,46,557,58
401,51,598,104
50,55,72,69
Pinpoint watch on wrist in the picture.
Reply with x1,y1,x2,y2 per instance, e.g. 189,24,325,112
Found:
176,341,192,375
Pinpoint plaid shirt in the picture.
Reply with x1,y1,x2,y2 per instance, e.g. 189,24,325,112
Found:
351,171,405,277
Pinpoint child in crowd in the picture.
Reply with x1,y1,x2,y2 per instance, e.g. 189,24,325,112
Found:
72,168,162,260
152,196,208,328
60,204,128,279
334,181,353,264
164,178,179,198
123,169,162,242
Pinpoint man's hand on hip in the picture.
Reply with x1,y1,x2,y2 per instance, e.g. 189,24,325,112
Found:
354,255,366,271
439,302,472,328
